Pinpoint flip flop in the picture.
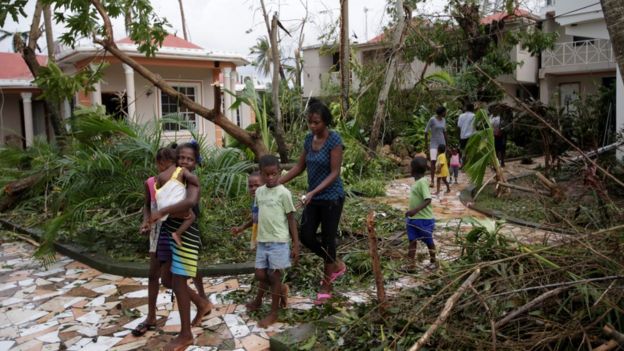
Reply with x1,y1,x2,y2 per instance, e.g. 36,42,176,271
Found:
131,322,157,337
313,292,332,305
328,265,347,284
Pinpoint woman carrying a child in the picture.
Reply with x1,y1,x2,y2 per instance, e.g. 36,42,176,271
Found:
280,100,346,305
149,142,212,351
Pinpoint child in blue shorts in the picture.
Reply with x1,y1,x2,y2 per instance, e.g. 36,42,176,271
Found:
251,155,300,328
405,156,437,268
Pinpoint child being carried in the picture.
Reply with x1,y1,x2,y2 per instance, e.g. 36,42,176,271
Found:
154,148,199,247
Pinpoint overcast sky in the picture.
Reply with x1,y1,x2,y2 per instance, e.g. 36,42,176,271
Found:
1,0,543,80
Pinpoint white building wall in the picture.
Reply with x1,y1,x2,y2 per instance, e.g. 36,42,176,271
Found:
96,64,217,146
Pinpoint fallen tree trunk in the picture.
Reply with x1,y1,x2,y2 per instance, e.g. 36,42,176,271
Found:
495,287,567,328
4,175,42,196
593,340,619,351
497,182,550,196
408,268,481,351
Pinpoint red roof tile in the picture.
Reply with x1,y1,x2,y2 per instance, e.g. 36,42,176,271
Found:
117,34,203,49
480,8,535,25
0,52,47,80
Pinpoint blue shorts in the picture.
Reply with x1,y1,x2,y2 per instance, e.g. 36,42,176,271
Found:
406,218,435,246
255,242,291,270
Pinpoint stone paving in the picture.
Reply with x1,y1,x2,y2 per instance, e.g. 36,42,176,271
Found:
0,159,564,351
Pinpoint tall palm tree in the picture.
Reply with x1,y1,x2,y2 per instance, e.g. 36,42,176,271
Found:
249,36,272,77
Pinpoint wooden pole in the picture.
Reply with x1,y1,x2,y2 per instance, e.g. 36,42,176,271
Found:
339,0,350,120
366,211,386,313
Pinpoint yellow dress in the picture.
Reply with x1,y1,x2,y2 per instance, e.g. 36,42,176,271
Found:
436,153,449,178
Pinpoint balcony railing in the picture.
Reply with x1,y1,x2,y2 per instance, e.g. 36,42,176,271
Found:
541,39,614,68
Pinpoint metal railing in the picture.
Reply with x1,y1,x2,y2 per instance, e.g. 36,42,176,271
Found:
541,39,614,68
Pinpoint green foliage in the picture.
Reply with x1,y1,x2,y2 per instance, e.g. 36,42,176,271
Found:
0,107,252,263
463,109,499,188
458,217,508,262
516,28,558,56
347,178,386,197
0,0,28,27
44,0,170,57
34,62,105,104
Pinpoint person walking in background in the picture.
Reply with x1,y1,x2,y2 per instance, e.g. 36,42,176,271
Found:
449,147,461,184
457,103,476,165
490,106,506,167
435,144,451,195
279,100,346,305
424,106,448,186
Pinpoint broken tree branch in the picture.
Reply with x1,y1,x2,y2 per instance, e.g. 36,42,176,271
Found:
408,268,481,351
495,287,567,328
603,324,624,346
593,340,619,351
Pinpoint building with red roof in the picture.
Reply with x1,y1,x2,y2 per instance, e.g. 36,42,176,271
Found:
0,34,252,148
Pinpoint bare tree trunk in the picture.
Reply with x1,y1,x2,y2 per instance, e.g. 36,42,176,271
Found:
89,0,268,157
270,15,290,162
259,0,286,81
178,0,188,40
601,0,624,80
368,0,408,152
124,8,131,35
15,0,65,141
43,4,54,61
293,0,309,92
339,0,350,119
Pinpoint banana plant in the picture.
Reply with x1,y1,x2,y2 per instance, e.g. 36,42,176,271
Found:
464,108,507,197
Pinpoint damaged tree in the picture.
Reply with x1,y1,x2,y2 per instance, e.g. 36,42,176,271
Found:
368,0,410,153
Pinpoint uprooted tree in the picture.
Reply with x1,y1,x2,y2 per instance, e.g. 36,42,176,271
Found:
8,0,270,158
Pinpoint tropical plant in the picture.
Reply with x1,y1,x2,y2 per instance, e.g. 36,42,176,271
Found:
0,107,252,262
463,108,506,193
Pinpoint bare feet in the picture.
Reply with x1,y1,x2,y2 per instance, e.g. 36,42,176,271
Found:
164,335,194,351
191,301,212,327
258,312,279,328
172,232,183,247
245,299,262,312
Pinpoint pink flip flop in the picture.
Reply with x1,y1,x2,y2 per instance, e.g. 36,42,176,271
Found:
313,293,332,305
328,265,347,284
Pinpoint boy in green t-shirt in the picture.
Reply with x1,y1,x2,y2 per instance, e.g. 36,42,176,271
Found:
250,155,300,328
405,156,436,269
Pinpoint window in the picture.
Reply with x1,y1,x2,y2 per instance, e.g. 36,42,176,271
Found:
573,35,594,47
161,85,198,131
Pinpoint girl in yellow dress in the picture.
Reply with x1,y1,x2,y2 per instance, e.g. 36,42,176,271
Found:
435,144,451,195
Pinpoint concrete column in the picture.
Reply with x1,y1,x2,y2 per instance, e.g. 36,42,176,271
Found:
62,99,71,119
617,67,624,162
122,64,136,120
21,92,34,147
540,75,553,105
91,81,102,105
230,70,239,125
222,67,232,120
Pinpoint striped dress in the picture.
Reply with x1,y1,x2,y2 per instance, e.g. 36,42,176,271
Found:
164,218,201,278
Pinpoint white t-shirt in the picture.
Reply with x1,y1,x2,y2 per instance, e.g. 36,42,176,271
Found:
457,112,476,139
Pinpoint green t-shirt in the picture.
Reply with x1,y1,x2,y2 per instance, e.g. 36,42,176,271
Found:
408,177,433,219
255,184,296,242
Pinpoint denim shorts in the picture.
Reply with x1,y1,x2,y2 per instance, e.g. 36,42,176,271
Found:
406,218,435,246
255,242,291,270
